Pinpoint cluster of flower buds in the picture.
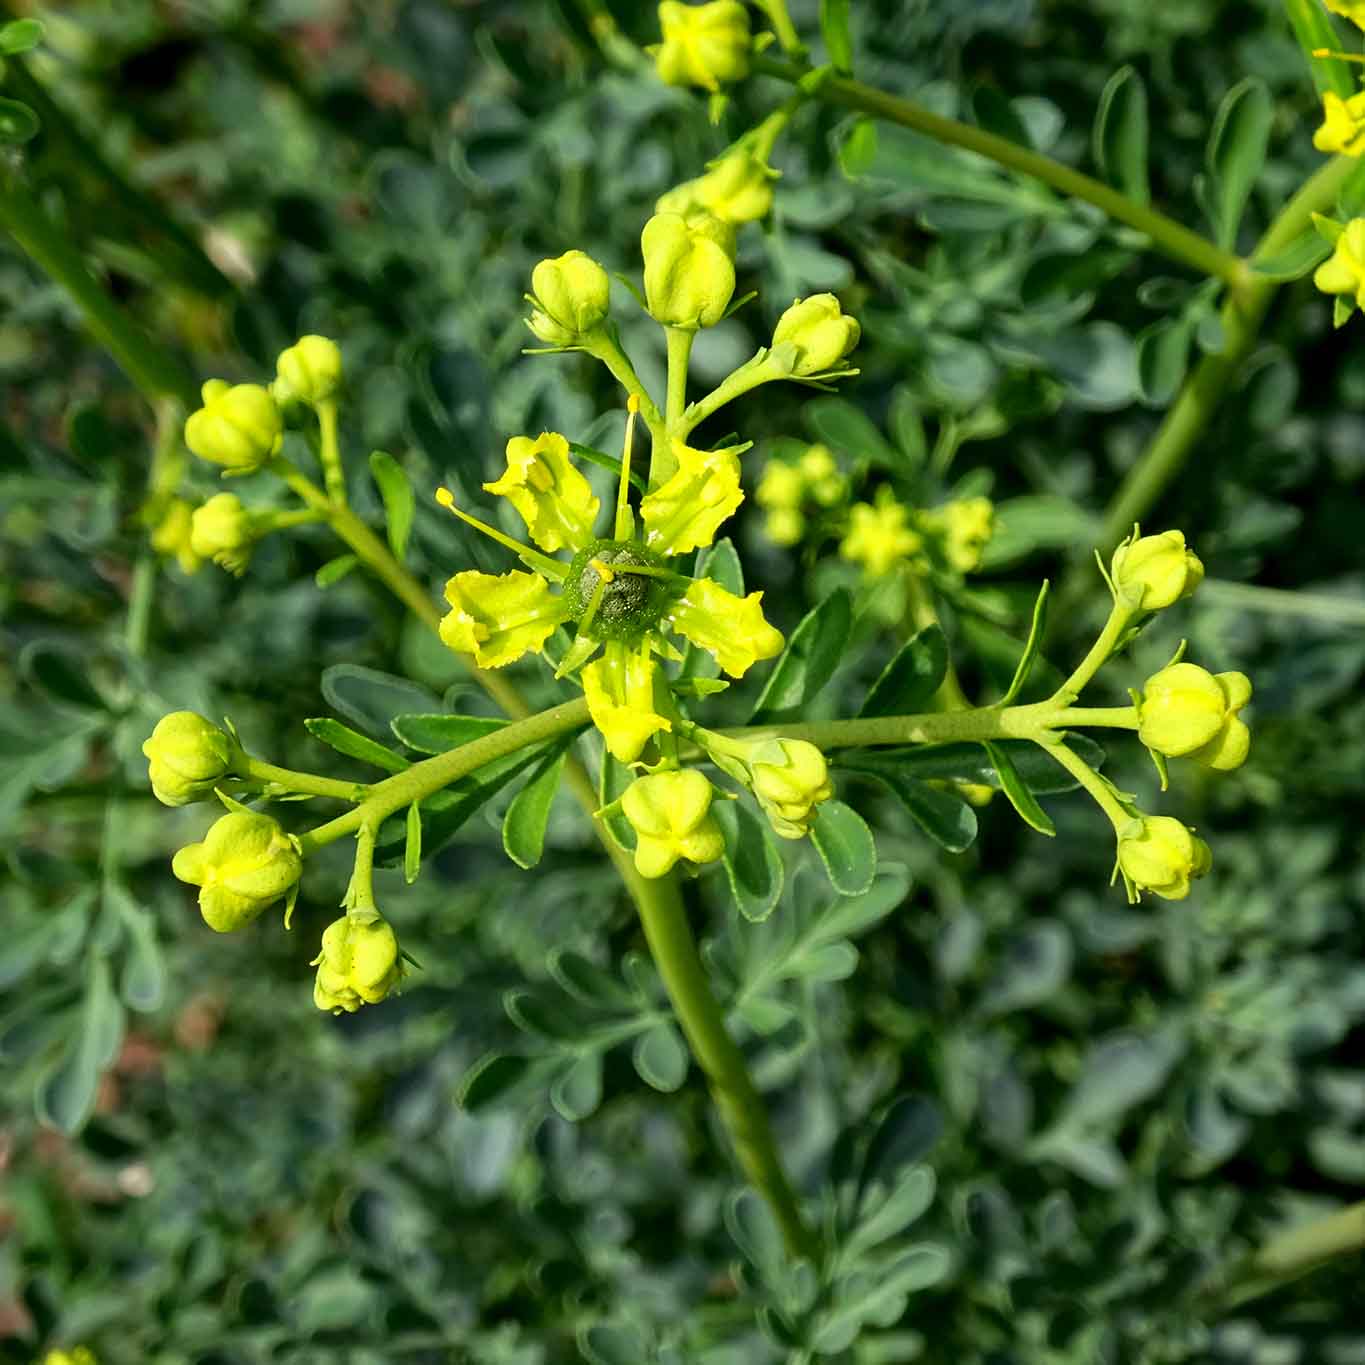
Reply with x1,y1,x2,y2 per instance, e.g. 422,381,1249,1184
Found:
312,913,404,1013
756,445,847,546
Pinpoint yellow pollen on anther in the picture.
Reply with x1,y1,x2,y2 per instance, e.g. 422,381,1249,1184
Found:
589,557,616,583
435,486,455,509
627,393,641,414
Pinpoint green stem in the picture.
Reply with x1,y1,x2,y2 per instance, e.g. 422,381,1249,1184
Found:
125,553,156,659
754,0,804,55
631,872,819,1260
582,330,668,453
1201,1199,1365,1312
1038,737,1131,830
297,699,591,854
346,823,379,914
679,352,780,441
0,175,198,406
753,57,1249,289
237,756,366,803
655,325,695,484
316,399,346,506
1056,153,1357,613
1054,602,1136,702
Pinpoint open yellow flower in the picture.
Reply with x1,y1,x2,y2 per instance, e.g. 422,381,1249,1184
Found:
666,577,784,678
1314,91,1365,157
582,640,673,763
439,569,571,668
484,431,600,553
641,439,745,556
840,488,923,577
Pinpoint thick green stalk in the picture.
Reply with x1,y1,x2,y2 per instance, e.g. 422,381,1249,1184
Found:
753,57,1248,289
237,756,366,803
631,873,818,1259
0,175,197,405
1056,153,1356,612
1202,1199,1365,1312
297,699,591,854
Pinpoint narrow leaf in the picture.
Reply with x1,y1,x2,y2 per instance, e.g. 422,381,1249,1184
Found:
810,800,877,896
315,554,359,588
0,19,45,54
749,589,852,723
1250,230,1332,282
840,760,978,853
1092,67,1149,207
459,1052,531,1111
570,441,646,492
502,745,567,869
859,626,947,717
633,1022,689,1092
404,801,423,884
390,712,505,753
304,717,409,773
820,0,853,72
1204,78,1272,248
982,740,1056,836
0,97,39,144
997,582,1050,706
369,452,416,561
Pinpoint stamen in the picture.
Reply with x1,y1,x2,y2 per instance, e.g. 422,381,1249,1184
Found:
615,394,641,540
1313,47,1365,62
434,487,567,580
589,556,616,584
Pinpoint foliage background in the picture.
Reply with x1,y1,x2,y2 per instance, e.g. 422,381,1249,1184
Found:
2,0,1364,1361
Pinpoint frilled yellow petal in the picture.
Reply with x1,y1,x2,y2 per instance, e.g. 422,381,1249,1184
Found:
581,640,672,763
1313,92,1365,157
641,440,745,556
439,569,569,669
667,577,784,679
484,431,599,553
621,769,725,878
1314,219,1365,308
1325,0,1365,30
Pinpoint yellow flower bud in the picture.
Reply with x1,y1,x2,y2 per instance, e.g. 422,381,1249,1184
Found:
840,488,922,578
621,768,725,878
797,444,846,506
1314,217,1365,312
772,294,861,377
764,507,805,546
484,431,600,554
184,380,282,474
439,569,571,669
640,439,744,556
657,147,776,225
642,211,736,330
653,0,751,92
190,492,255,575
1116,815,1212,902
142,711,234,807
527,250,611,345
582,640,672,763
749,738,834,839
1314,92,1365,158
756,459,806,512
149,497,202,574
312,914,402,1013
274,335,343,405
172,810,302,932
42,1351,98,1365
666,577,784,678
1138,663,1252,771
1110,529,1204,611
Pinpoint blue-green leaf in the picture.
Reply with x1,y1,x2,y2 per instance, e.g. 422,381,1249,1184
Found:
1092,66,1149,207
983,740,1055,836
820,0,853,73
839,757,978,853
859,626,947,717
750,589,852,724
502,744,567,869
304,717,410,772
1202,78,1272,249
714,799,785,922
810,800,877,896
369,451,416,561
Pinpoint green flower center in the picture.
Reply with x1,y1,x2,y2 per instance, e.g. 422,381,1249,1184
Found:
564,539,672,640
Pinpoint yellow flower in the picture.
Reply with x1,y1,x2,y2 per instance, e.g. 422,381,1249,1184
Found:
642,211,736,329
582,640,673,763
922,496,995,573
771,295,861,376
312,914,403,1013
658,146,776,225
840,488,923,577
527,250,611,345
764,507,805,546
621,769,725,878
756,459,806,512
275,335,342,405
1139,663,1252,771
184,380,282,474
653,0,751,92
1325,0,1365,29
667,577,784,678
1314,217,1365,311
484,431,600,554
1110,528,1204,611
641,439,745,555
142,711,233,807
149,497,202,574
42,1350,97,1365
1116,816,1212,902
440,569,570,669
172,810,302,932
748,738,834,838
